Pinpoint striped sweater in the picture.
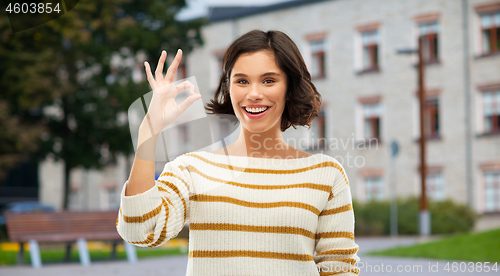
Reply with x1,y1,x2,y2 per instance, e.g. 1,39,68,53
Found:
116,151,361,276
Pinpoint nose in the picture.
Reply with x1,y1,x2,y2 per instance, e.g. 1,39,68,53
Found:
246,83,263,101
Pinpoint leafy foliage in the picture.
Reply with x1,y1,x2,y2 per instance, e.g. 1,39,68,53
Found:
352,195,478,236
0,0,206,208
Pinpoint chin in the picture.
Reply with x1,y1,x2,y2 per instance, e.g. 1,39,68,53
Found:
242,124,270,134
243,119,281,134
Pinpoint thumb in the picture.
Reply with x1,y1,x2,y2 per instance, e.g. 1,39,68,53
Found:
178,93,202,114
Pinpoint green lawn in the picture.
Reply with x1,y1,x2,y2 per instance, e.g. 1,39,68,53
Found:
0,246,188,266
365,228,500,263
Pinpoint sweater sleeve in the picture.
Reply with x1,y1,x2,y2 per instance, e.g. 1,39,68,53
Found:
116,155,193,248
314,161,361,275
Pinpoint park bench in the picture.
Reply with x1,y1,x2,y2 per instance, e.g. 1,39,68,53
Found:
4,210,137,268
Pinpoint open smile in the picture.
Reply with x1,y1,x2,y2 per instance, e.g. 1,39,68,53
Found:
242,106,271,119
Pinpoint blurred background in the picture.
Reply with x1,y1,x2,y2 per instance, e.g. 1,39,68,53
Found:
0,0,499,270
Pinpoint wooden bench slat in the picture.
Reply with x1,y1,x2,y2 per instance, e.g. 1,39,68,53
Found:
17,233,122,243
4,210,139,268
5,211,122,243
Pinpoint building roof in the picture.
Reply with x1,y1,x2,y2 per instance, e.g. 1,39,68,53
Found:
208,0,331,22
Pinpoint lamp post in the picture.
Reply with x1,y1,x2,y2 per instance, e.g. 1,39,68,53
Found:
396,37,430,237
389,140,399,237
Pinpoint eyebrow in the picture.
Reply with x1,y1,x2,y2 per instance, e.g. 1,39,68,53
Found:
232,72,281,78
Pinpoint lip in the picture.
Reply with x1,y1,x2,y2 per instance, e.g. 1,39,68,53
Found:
242,106,271,119
243,105,270,108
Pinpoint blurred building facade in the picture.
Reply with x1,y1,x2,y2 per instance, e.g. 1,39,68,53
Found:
34,0,500,231
183,0,500,230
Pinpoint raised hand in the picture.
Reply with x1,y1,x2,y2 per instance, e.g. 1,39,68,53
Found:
143,49,201,135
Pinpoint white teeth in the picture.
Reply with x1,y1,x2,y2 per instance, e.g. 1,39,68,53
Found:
245,106,268,113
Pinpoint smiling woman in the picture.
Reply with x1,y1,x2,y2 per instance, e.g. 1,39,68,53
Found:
117,29,360,276
204,30,324,159
229,50,287,133
206,30,321,132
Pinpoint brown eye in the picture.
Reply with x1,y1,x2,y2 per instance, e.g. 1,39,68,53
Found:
237,79,248,84
264,79,275,84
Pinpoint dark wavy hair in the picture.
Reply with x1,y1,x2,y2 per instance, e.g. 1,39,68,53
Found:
204,29,322,132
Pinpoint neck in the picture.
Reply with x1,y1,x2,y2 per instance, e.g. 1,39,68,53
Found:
232,125,290,158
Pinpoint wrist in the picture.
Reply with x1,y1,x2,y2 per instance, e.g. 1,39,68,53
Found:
138,118,158,143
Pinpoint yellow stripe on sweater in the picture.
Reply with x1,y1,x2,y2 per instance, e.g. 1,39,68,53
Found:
185,153,349,186
159,171,190,190
190,194,321,215
119,202,162,223
319,203,353,216
189,250,315,261
118,198,170,246
316,257,358,266
316,231,355,240
157,179,187,223
147,198,170,247
180,164,331,192
315,246,359,256
189,223,316,238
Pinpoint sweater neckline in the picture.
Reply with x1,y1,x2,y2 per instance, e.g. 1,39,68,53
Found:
193,150,329,168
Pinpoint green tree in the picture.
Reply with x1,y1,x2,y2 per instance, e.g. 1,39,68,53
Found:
0,6,64,182
0,0,206,209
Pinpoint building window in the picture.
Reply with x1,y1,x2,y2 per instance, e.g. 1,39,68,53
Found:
483,89,500,133
424,97,440,138
69,187,81,210
306,108,326,149
310,40,326,79
414,89,441,141
364,177,384,201
426,171,445,201
484,170,500,212
363,102,381,141
480,11,500,55
418,21,439,63
361,30,379,71
103,188,120,210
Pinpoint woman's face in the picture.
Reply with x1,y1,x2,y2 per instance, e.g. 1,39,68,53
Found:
229,50,287,134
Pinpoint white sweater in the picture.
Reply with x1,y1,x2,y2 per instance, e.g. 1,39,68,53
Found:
116,151,361,276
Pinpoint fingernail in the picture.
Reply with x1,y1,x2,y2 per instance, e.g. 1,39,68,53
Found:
177,49,181,54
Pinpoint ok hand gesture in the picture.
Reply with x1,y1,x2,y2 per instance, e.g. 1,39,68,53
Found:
143,49,201,135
